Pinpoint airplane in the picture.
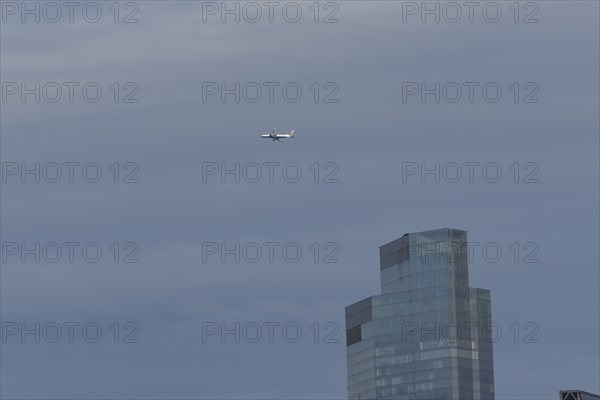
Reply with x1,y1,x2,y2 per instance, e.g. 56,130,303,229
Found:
260,128,295,142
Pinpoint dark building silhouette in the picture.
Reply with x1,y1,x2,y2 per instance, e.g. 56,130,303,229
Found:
560,390,600,400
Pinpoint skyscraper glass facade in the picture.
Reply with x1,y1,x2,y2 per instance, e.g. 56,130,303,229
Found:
346,228,495,400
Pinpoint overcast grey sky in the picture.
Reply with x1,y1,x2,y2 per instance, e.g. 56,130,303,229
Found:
1,1,599,399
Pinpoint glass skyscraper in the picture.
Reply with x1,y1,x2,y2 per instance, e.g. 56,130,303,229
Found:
345,228,495,400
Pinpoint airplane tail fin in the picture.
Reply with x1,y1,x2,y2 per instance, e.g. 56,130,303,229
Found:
290,130,295,137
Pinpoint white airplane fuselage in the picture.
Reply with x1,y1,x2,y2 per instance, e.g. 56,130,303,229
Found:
261,129,295,142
